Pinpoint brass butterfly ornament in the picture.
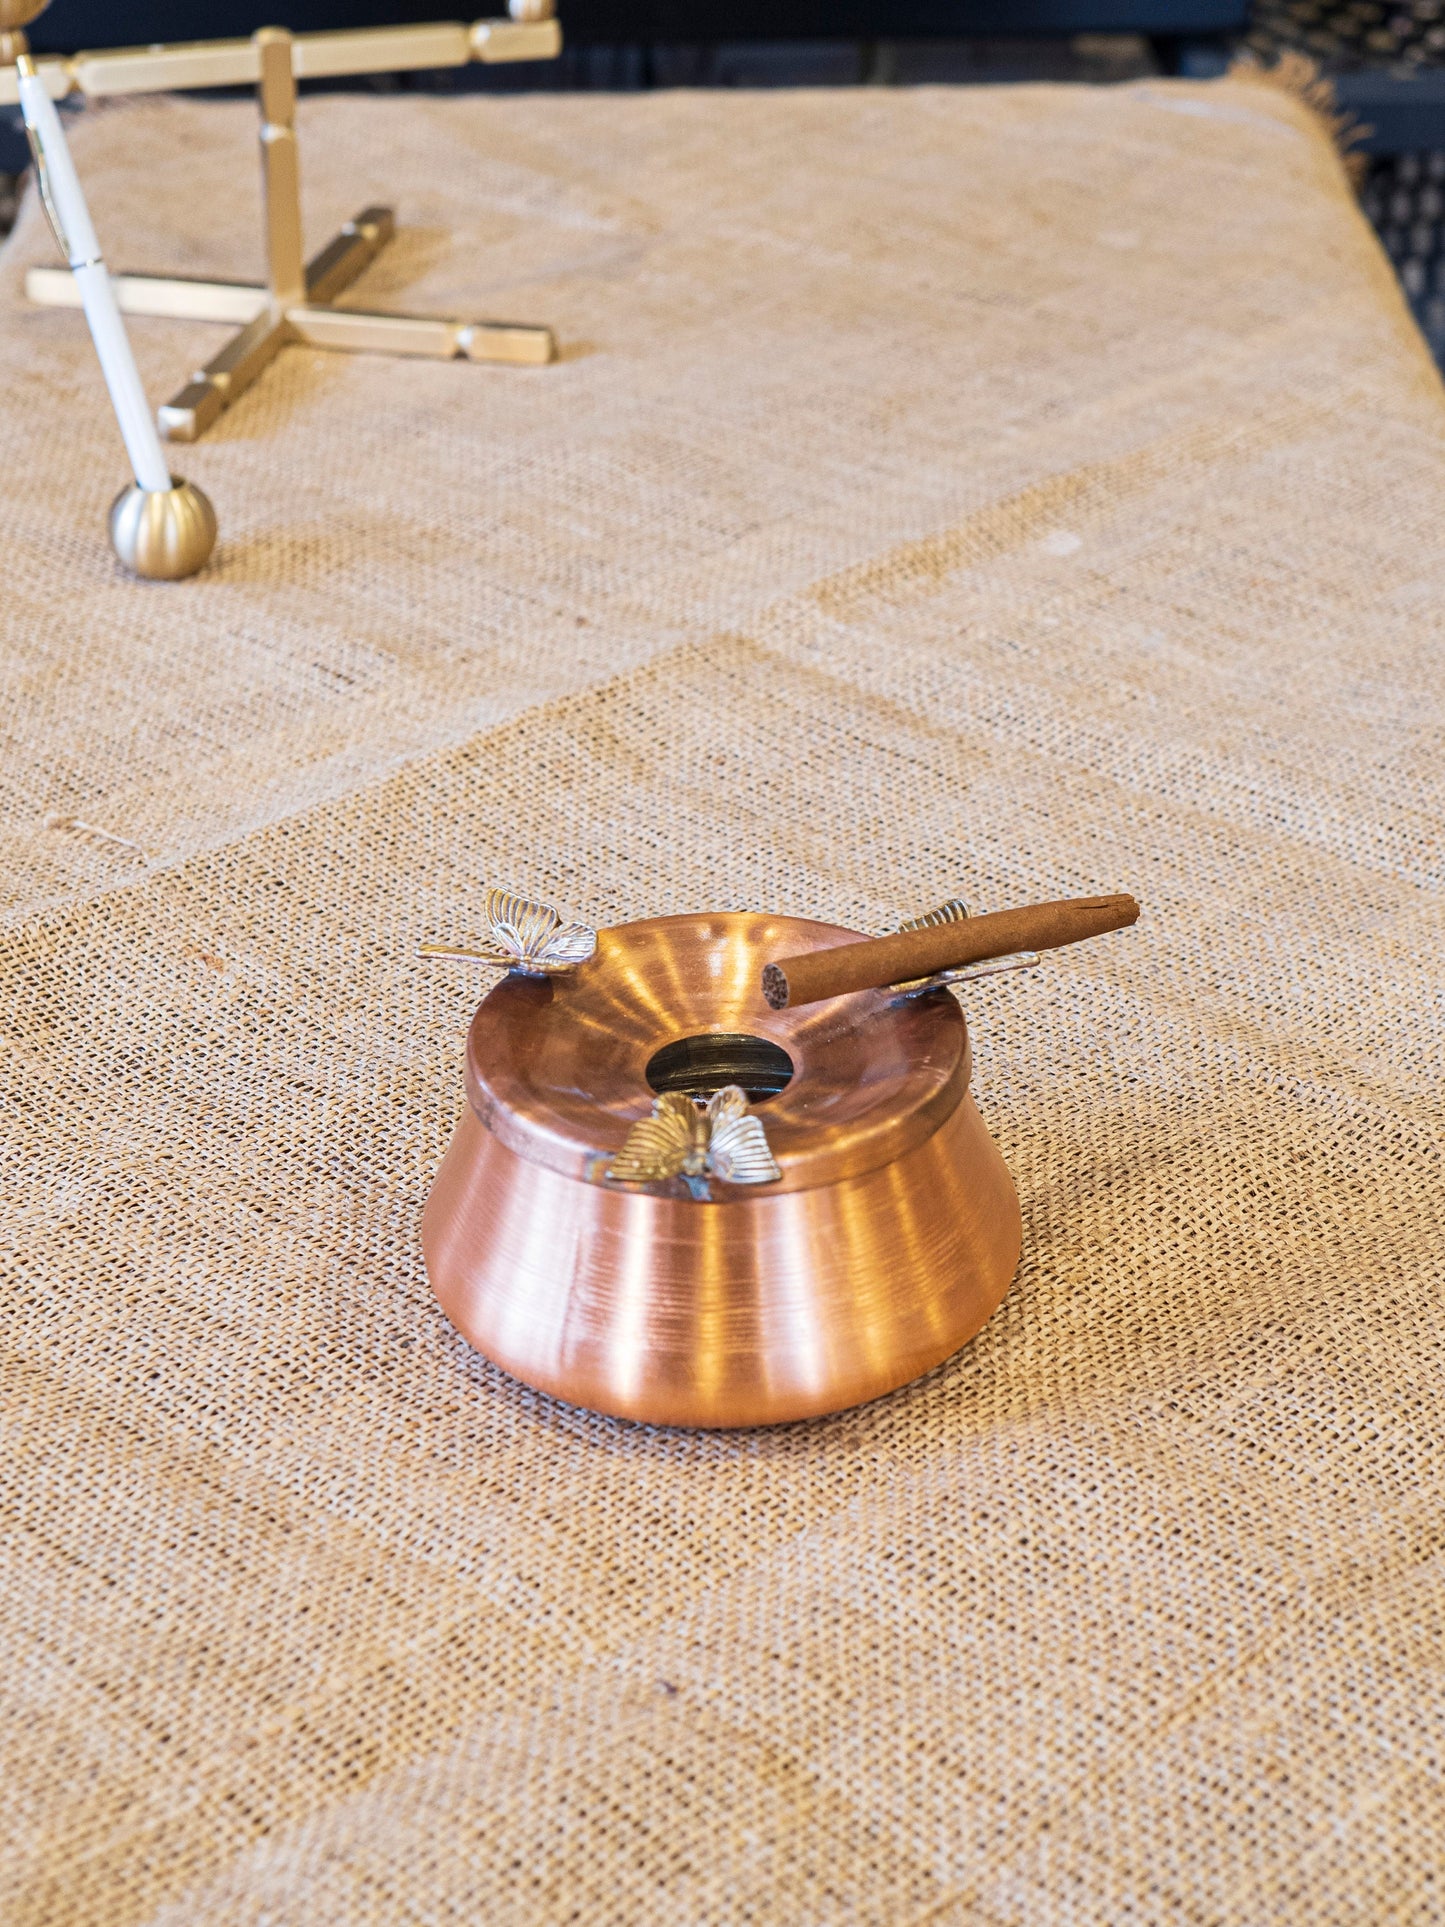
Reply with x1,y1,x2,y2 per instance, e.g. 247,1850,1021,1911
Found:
608,1087,782,1202
420,888,597,976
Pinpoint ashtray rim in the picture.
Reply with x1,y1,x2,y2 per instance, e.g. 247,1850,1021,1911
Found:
463,909,971,1198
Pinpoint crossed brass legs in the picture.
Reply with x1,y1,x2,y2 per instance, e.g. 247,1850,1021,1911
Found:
151,208,554,441
22,24,557,441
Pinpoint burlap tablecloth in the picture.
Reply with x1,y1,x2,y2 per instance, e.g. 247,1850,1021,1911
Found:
3,73,1443,1924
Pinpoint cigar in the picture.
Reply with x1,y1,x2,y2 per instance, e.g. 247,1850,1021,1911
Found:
761,893,1139,1010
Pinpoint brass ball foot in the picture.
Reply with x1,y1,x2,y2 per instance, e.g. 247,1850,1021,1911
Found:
109,477,217,580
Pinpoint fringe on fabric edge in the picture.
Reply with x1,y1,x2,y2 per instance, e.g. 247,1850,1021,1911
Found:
1228,51,1370,191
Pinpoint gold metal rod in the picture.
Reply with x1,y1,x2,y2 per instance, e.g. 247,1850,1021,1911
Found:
24,267,269,324
301,207,395,304
0,56,70,104
158,380,226,444
286,307,465,357
201,305,293,398
256,29,305,308
294,21,470,78
0,19,560,104
468,18,561,62
71,38,259,96
24,208,397,326
459,320,558,365
287,305,556,364
418,941,507,962
157,305,291,442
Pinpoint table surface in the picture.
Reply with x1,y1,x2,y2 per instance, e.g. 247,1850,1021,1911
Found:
2,77,1442,1926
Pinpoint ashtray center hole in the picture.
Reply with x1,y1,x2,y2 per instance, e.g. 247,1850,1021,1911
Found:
645,1032,794,1104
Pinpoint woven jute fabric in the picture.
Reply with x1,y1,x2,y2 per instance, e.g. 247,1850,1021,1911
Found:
2,76,1443,1925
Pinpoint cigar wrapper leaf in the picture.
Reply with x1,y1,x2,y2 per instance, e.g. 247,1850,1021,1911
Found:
761,893,1140,1010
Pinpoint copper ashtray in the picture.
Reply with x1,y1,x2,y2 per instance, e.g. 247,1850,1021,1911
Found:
419,889,1114,1428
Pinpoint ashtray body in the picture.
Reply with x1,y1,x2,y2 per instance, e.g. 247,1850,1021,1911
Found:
421,911,1020,1426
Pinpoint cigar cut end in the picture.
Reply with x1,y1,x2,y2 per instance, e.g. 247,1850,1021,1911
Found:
761,962,790,1010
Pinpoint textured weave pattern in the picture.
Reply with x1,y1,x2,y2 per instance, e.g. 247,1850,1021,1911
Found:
2,79,1444,1925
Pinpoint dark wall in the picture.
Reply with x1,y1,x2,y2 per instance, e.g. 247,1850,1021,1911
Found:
27,0,1247,52
557,3,1246,33
28,1,447,44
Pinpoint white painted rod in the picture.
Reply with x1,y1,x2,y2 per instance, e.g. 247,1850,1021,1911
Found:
16,59,172,493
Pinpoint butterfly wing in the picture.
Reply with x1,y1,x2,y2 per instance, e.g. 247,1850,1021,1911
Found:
704,1091,780,1186
485,888,563,970
608,1093,695,1185
892,897,971,990
537,920,598,971
705,1086,750,1126
897,897,969,933
423,888,592,975
707,1113,782,1186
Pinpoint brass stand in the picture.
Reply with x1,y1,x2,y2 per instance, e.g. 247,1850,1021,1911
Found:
6,13,561,440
